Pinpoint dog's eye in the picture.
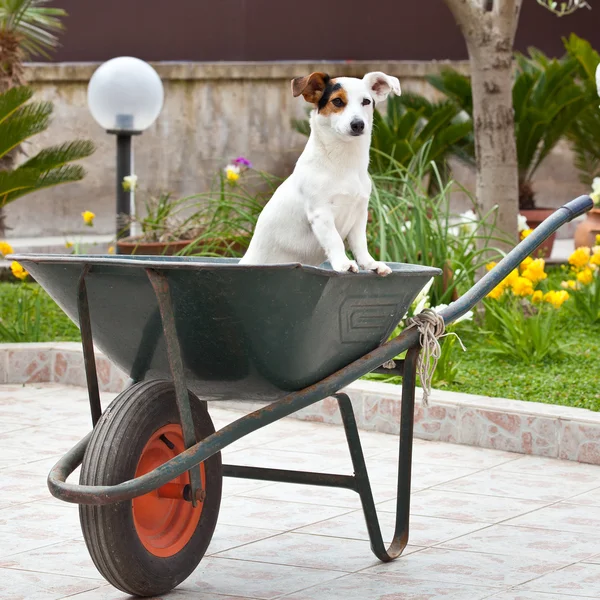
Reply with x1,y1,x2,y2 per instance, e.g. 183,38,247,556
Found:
362,98,371,106
331,98,345,108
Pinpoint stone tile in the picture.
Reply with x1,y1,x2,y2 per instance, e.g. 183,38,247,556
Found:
186,556,343,599
7,349,53,385
283,572,496,600
216,532,382,572
206,523,280,555
64,586,247,599
239,480,397,510
493,455,600,481
0,502,81,558
521,563,600,597
457,408,559,457
365,547,565,588
562,487,600,507
485,591,580,600
440,524,600,562
559,421,600,465
410,440,519,469
503,502,600,534
217,496,352,531
225,447,348,473
296,510,489,547
0,540,102,581
435,468,599,502
0,566,99,600
381,489,550,523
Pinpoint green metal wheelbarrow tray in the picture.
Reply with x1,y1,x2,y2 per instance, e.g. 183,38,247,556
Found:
8,195,593,597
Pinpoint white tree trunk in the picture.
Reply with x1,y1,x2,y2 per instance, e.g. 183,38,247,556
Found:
444,0,523,244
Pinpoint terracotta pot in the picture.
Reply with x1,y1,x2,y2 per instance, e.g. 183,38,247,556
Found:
117,236,250,257
520,208,557,259
574,208,600,249
116,239,192,256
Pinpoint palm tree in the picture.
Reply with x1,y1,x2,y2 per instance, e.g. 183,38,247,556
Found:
0,0,65,91
0,0,67,233
0,86,95,219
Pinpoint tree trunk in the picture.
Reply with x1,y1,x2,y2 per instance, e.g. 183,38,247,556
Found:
443,0,522,246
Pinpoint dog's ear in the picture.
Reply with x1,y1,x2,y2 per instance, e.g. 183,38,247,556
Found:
363,72,401,103
291,72,331,104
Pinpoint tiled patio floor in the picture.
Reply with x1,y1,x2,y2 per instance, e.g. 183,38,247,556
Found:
1,383,600,600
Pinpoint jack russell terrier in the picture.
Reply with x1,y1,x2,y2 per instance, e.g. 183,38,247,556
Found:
240,71,401,276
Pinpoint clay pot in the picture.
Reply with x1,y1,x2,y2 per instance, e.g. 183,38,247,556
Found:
116,236,250,257
116,239,192,256
574,208,600,249
520,208,557,259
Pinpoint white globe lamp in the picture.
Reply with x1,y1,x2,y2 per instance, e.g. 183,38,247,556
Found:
87,57,164,244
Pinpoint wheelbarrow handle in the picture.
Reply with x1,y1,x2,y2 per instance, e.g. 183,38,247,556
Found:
438,194,594,327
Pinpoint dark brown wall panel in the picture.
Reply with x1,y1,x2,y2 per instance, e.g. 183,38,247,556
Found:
45,1,598,63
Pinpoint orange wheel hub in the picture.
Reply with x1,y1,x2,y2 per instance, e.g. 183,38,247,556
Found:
133,424,205,557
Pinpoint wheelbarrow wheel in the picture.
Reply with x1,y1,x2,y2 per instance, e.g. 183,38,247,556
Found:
79,379,222,597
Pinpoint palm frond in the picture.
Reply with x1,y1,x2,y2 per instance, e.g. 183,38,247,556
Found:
0,0,66,59
20,140,95,171
0,85,32,123
2,163,85,205
0,99,52,159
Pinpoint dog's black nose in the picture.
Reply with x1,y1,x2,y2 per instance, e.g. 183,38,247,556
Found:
350,119,365,135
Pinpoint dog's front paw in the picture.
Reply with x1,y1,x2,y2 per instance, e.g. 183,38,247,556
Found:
332,259,359,273
363,261,392,276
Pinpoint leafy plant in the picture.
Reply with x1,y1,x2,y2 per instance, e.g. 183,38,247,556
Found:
368,146,509,306
0,86,95,218
427,48,595,209
480,258,571,363
563,34,600,186
562,246,600,324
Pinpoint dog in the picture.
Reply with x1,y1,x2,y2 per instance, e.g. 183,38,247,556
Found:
240,71,401,276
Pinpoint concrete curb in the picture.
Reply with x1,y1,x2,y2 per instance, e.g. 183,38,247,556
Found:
1,342,599,465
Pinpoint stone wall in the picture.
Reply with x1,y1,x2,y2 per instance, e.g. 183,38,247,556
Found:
5,61,589,239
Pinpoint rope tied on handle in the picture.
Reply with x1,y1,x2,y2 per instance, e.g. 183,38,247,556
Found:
405,308,465,406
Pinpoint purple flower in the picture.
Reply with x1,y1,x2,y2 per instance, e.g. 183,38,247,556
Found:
233,156,252,168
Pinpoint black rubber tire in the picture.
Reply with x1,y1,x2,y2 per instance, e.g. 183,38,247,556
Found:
79,380,222,597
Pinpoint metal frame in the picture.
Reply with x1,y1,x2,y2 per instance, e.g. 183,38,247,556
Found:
47,195,594,563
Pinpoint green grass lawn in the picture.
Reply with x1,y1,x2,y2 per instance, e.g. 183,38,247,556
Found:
1,280,598,411
0,281,80,343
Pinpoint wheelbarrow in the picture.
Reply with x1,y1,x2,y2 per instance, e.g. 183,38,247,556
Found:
7,195,592,597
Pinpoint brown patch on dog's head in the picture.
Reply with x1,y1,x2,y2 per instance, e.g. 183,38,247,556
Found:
291,72,330,104
318,80,348,116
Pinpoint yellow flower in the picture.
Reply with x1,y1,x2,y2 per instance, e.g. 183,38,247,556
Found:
0,240,13,257
531,290,543,303
82,211,95,226
485,262,497,271
521,258,547,284
521,228,534,240
10,261,28,280
561,280,578,290
543,290,569,309
511,276,534,297
577,268,594,286
569,247,591,270
108,246,115,254
225,168,240,183
65,241,74,249
520,256,533,272
487,284,505,300
504,269,519,287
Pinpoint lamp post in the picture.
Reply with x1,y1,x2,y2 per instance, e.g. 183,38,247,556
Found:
87,57,164,250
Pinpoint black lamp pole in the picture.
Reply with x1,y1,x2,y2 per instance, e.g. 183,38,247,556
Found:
109,115,141,253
